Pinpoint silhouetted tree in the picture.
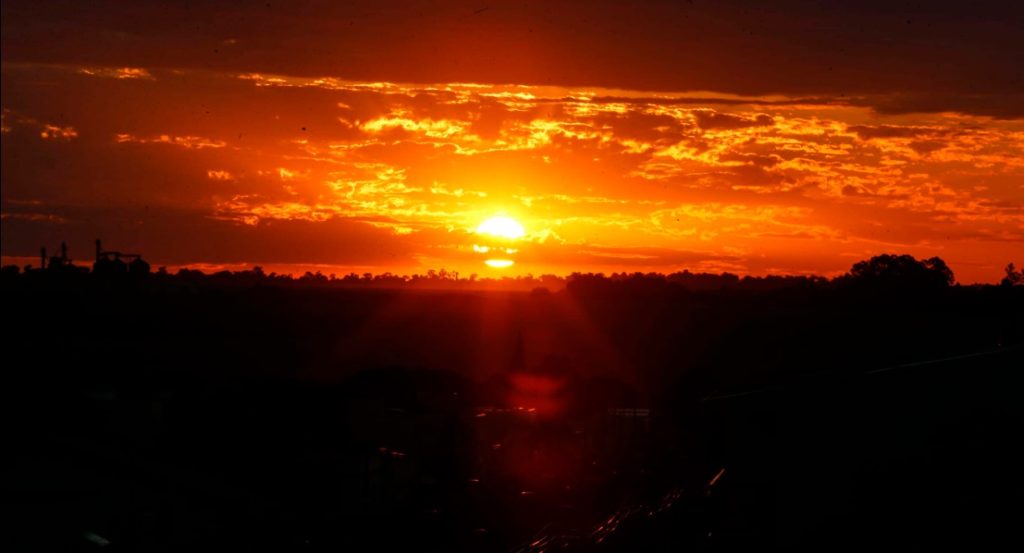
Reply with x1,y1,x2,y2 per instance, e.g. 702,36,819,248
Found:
1001,263,1024,287
299,270,328,283
842,254,954,289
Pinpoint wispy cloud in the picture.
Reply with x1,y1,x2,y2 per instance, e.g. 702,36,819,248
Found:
2,64,1022,282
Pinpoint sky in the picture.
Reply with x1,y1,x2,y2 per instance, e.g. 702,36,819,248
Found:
2,1,1022,282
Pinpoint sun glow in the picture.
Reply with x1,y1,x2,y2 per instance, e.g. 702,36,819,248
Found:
475,216,525,269
476,216,525,240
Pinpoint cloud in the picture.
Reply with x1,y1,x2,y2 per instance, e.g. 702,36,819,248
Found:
559,244,739,268
78,66,153,79
115,133,227,149
207,170,234,180
2,61,1022,283
361,109,474,139
2,108,79,140
0,203,420,267
847,125,942,141
39,124,78,140
4,1,1022,116
693,110,774,131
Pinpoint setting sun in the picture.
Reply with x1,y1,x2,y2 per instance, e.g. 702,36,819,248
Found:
475,216,525,269
476,216,526,240
484,259,515,268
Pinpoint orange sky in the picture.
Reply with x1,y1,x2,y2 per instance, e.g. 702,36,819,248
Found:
2,2,1022,282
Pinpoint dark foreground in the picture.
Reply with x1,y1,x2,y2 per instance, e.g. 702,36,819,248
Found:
5,270,1023,551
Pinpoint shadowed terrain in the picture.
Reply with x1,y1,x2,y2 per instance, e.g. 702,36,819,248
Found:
5,256,1023,551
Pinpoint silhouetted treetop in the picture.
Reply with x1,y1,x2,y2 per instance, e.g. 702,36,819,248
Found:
14,250,1019,293
841,254,954,289
1002,263,1024,287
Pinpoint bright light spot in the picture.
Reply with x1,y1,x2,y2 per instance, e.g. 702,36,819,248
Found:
476,216,525,240
485,259,515,268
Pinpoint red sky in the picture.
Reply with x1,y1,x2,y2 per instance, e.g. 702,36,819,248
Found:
2,1,1022,282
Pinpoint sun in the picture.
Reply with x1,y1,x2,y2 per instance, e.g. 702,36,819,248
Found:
476,216,525,240
474,215,525,269
484,259,515,268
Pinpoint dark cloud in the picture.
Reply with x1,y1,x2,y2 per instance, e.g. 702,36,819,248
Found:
908,140,947,155
694,110,774,131
841,185,873,197
847,125,941,140
851,92,1024,120
522,244,739,269
717,152,782,168
0,203,418,266
3,1,1021,116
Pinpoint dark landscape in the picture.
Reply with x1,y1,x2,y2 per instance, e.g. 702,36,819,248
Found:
6,255,1023,551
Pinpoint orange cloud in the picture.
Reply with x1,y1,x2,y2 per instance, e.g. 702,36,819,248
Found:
3,64,1022,283
115,133,226,149
207,170,234,180
40,124,78,141
78,67,153,79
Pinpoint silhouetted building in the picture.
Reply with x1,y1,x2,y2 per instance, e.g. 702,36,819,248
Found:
94,255,128,276
129,257,151,275
93,238,148,276
37,242,79,273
